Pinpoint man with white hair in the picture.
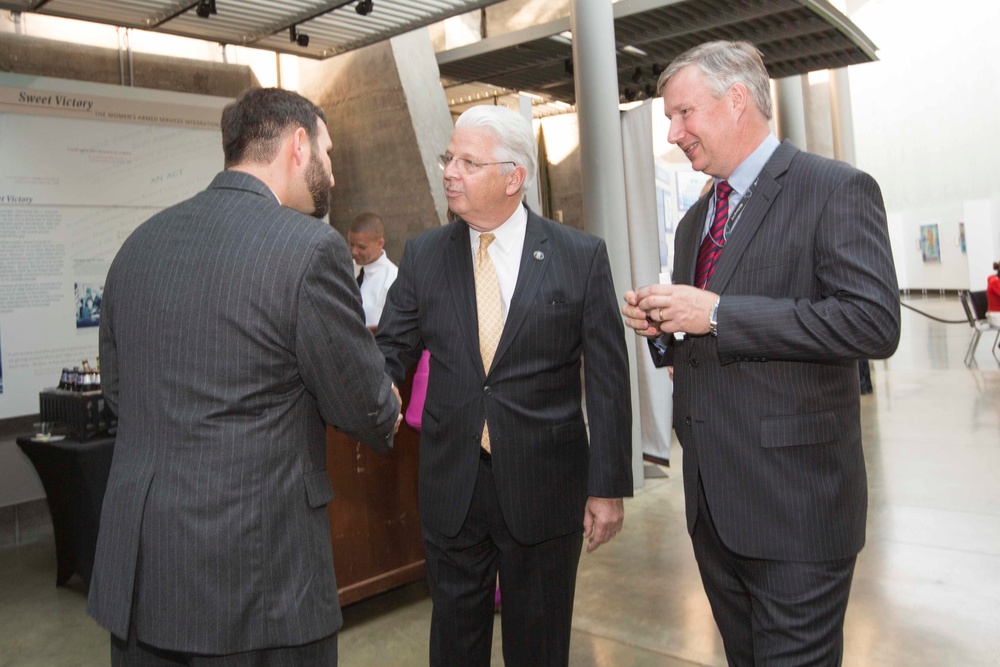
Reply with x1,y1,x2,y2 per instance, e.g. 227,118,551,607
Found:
377,105,632,666
622,41,899,665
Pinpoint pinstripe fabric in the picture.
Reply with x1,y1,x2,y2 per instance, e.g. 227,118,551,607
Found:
376,208,632,547
661,142,901,562
87,171,398,655
691,477,854,667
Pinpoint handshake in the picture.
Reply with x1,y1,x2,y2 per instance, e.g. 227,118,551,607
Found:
390,382,403,433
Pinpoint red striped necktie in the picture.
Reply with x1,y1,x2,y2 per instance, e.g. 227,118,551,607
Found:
694,180,733,290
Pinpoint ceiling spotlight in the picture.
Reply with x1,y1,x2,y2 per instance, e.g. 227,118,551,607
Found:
355,0,374,16
290,24,309,47
195,0,216,19
651,63,664,76
630,66,643,84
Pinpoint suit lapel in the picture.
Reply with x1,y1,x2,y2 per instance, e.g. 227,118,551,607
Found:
446,221,486,378
490,210,550,372
707,141,797,294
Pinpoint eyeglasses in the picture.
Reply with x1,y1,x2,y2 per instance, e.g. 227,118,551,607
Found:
438,154,515,176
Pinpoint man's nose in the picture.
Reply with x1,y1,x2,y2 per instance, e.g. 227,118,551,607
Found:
442,159,461,180
667,118,684,145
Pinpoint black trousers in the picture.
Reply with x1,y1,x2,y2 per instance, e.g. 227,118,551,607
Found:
691,477,856,667
422,455,583,667
111,626,337,666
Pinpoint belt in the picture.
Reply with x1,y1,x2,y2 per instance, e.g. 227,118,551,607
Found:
479,447,492,462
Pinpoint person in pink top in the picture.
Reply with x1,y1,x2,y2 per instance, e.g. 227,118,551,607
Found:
987,261,1000,327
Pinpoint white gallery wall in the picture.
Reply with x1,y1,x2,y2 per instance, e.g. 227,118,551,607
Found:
0,74,230,507
844,0,1000,291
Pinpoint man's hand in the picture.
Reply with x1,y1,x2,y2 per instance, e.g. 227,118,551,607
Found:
390,382,403,433
625,284,718,336
583,497,624,553
622,290,662,338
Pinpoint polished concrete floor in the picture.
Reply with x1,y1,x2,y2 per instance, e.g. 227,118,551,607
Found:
1,296,998,666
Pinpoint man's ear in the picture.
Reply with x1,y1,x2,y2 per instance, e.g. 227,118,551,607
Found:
729,82,749,117
504,166,526,197
290,126,309,167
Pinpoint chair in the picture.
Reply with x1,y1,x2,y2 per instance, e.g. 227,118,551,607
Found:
960,290,1000,366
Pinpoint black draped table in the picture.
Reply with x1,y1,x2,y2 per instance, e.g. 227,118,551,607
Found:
16,434,115,588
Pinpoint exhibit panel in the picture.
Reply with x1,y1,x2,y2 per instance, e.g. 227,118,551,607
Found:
0,73,229,419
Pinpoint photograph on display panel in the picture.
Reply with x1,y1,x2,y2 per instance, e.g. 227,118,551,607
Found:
75,283,103,329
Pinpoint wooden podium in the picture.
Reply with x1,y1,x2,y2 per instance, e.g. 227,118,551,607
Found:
325,369,425,606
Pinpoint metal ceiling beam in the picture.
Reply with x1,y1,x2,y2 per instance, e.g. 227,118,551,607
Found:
439,0,878,107
245,1,357,44
0,0,512,60
797,0,877,61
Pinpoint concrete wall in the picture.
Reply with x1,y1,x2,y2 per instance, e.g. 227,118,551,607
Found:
0,33,256,97
297,29,452,263
485,0,569,35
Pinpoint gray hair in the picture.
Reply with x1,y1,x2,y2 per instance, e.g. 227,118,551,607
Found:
454,105,537,195
656,41,772,120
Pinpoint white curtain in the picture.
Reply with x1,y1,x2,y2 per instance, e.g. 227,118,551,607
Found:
621,101,673,463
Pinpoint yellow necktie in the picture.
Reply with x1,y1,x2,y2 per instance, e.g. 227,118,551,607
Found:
475,233,503,453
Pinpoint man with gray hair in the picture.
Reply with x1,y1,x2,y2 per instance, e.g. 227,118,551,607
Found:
377,104,632,666
622,41,899,665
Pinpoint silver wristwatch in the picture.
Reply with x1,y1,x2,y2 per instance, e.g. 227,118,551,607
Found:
709,298,720,337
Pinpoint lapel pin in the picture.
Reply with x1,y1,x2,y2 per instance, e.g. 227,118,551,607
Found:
533,251,545,261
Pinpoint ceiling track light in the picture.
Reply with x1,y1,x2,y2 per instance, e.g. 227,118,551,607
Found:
356,0,374,16
289,24,309,47
195,0,216,19
630,66,643,84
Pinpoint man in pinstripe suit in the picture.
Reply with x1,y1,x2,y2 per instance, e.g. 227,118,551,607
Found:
623,42,900,665
376,105,633,666
87,88,400,665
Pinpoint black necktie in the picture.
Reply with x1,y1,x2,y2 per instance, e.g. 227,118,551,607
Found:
357,266,365,287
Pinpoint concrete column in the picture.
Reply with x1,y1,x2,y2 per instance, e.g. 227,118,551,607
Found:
519,93,543,213
296,28,452,261
775,75,808,150
829,67,856,166
569,0,642,488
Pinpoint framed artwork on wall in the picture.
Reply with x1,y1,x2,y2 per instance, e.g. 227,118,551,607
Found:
920,224,941,263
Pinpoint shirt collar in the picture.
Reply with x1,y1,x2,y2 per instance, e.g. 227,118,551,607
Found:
469,204,528,253
357,250,389,273
719,133,780,196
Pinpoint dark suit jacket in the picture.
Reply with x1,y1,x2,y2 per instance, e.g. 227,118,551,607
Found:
87,171,398,654
657,142,900,562
377,209,632,546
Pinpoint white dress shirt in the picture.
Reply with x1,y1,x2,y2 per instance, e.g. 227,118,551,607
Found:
468,205,528,323
354,251,398,328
